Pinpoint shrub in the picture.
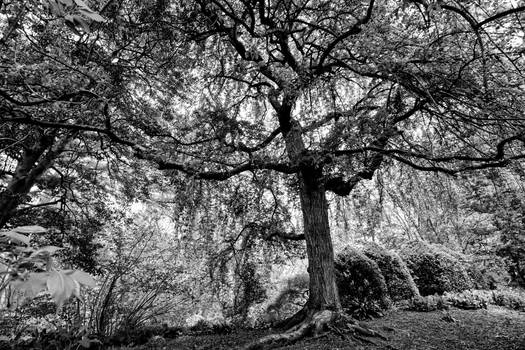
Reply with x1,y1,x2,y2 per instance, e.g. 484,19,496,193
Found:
407,295,449,312
491,288,525,311
445,290,488,310
361,242,420,301
264,275,309,325
335,247,391,319
399,241,473,295
467,255,510,290
186,319,233,335
405,288,525,312
466,264,492,290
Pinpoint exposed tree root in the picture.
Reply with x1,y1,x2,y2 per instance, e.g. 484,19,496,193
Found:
241,309,389,350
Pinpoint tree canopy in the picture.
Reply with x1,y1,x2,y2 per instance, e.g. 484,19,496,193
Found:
1,0,524,347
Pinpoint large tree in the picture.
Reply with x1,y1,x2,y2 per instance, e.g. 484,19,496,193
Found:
2,0,525,346
144,0,525,336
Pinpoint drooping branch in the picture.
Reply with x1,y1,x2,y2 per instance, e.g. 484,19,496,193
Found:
151,154,297,180
13,199,64,214
476,5,525,29
316,0,376,70
325,132,525,189
237,127,282,153
197,0,286,87
239,221,305,242
332,133,525,166
1,114,135,147
263,229,305,241
0,89,99,106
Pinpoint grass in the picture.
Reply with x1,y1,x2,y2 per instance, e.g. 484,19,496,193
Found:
128,304,525,349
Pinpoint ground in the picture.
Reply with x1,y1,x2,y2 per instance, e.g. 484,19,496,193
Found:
145,305,525,350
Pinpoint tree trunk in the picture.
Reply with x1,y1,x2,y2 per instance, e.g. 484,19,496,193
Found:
282,118,341,314
298,167,341,312
0,133,70,228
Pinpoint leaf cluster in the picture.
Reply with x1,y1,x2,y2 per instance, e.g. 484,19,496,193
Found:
0,225,96,310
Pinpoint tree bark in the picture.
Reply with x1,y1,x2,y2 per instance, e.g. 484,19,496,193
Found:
282,118,341,314
0,133,70,228
298,167,341,312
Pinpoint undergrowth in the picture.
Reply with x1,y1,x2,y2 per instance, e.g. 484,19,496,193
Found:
405,288,525,312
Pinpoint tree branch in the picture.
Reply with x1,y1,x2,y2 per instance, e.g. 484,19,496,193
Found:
237,127,282,153
476,5,525,29
316,0,375,70
13,199,63,213
0,89,99,106
264,230,305,241
331,133,525,164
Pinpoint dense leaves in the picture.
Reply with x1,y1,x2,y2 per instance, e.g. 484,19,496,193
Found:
399,241,473,295
335,247,391,318
1,0,525,348
0,226,96,310
361,242,419,302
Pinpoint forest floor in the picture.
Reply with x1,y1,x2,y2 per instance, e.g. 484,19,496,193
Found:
149,305,525,350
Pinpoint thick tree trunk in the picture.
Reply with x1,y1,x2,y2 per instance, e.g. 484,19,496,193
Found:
0,134,69,228
282,119,341,314
298,168,341,312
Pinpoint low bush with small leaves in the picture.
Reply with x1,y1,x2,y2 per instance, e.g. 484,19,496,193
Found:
186,319,234,335
361,242,420,301
491,288,525,311
407,295,450,312
409,288,525,312
335,247,391,319
106,324,183,347
444,290,489,310
399,241,473,295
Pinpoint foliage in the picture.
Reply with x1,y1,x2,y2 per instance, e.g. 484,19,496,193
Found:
106,324,182,348
0,300,102,350
188,319,233,335
1,0,525,338
0,226,96,310
491,288,525,312
361,242,419,301
493,188,525,287
231,262,267,324
265,274,309,325
335,247,391,319
87,210,183,338
407,295,449,312
444,290,488,310
399,241,473,295
465,255,510,290
406,288,525,313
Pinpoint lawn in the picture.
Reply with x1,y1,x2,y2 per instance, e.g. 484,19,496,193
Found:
155,305,525,350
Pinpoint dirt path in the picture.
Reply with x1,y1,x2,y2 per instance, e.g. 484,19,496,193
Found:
160,305,525,350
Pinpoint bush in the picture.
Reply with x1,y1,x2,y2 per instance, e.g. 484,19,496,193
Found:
399,241,473,295
467,255,510,290
107,323,182,347
186,319,233,335
445,290,488,310
335,247,391,319
407,295,449,312
361,242,420,301
466,264,492,290
491,288,525,311
264,275,309,325
404,288,525,312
